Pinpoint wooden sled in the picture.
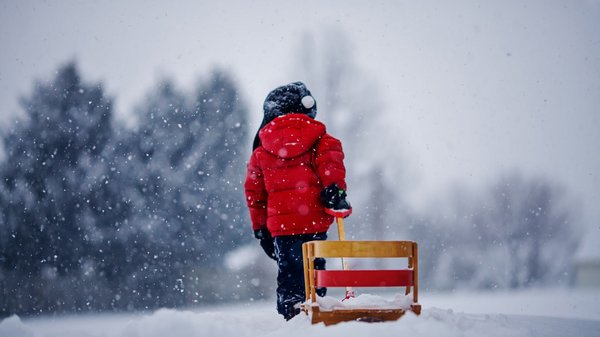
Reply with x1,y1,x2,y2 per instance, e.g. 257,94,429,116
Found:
301,240,421,326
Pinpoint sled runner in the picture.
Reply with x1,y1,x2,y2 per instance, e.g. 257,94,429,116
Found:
301,216,421,325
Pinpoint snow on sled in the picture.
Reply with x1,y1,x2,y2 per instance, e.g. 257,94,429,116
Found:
301,240,421,325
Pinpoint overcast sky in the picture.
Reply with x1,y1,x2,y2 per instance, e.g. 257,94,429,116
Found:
1,0,599,241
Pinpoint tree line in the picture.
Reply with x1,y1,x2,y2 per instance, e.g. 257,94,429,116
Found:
0,54,582,317
0,62,253,317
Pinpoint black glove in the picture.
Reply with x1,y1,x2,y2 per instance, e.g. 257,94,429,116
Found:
254,228,277,261
320,184,351,211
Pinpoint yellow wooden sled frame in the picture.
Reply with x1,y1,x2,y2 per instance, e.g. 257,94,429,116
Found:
301,240,421,325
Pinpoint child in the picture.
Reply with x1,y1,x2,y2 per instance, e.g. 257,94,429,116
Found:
244,82,351,320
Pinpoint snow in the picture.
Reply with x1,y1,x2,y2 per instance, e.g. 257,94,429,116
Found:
312,293,414,311
2,289,598,337
224,244,261,272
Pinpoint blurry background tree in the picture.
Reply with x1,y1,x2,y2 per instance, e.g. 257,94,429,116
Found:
290,29,413,242
0,63,252,317
0,63,115,314
414,172,581,291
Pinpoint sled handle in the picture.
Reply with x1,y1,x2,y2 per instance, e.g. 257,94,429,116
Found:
335,216,355,300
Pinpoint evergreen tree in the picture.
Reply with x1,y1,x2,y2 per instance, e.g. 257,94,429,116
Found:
192,70,250,262
0,62,114,315
116,79,194,308
0,63,253,316
120,72,251,306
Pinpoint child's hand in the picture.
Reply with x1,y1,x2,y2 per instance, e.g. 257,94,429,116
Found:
320,184,352,217
254,228,277,260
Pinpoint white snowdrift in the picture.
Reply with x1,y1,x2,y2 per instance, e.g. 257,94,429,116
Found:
311,293,414,311
1,289,599,337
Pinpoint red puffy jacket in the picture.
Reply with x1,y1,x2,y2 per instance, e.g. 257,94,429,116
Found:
244,113,347,237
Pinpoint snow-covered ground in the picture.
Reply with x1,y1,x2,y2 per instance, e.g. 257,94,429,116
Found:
1,288,599,337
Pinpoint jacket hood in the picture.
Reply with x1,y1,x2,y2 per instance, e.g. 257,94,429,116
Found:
258,113,326,159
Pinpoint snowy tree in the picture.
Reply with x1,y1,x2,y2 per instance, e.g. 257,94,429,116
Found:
191,70,250,256
0,62,253,316
486,172,580,288
0,62,114,315
103,71,252,308
412,172,580,290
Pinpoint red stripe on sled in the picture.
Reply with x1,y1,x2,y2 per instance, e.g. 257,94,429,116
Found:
314,270,413,288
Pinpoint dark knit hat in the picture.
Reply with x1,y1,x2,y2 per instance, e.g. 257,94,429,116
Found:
253,81,317,150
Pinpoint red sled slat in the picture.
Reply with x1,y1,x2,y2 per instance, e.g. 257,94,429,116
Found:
314,270,413,288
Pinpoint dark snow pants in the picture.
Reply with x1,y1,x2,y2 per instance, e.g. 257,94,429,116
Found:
274,232,327,320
